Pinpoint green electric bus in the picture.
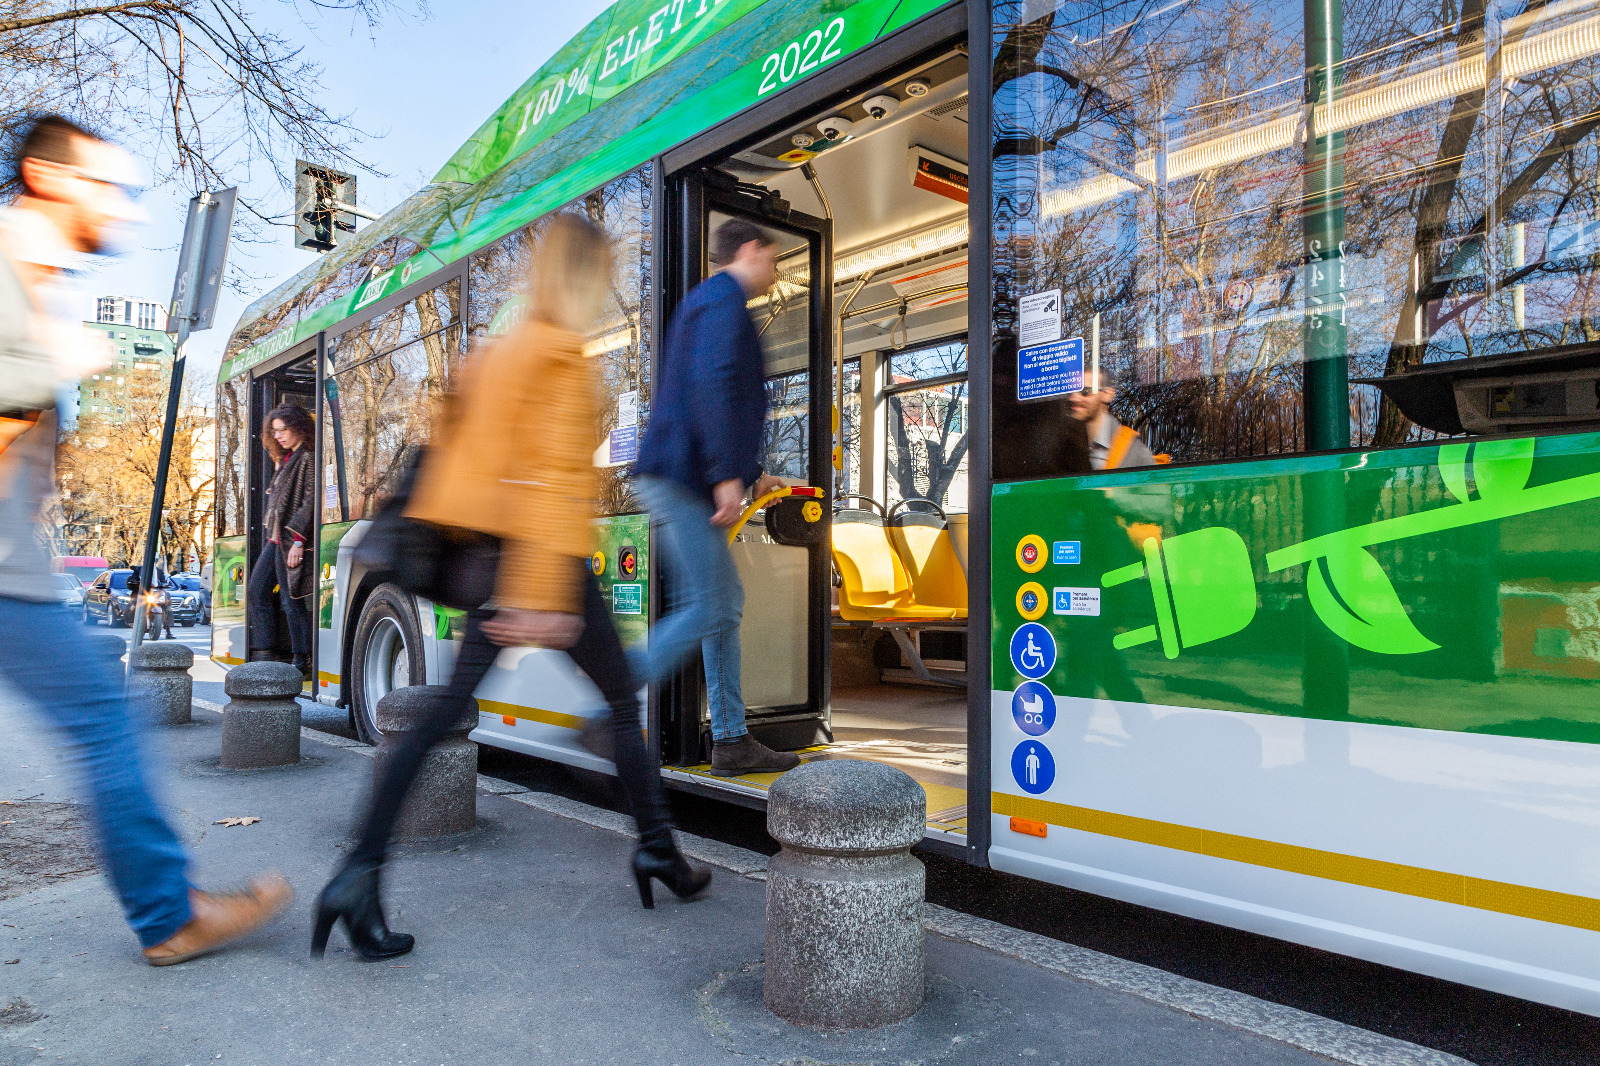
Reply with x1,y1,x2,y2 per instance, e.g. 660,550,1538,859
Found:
214,0,1600,1014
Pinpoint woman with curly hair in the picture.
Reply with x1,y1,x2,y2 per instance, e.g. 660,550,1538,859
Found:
251,402,316,679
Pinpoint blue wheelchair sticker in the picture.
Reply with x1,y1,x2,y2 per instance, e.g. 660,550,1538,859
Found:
1011,681,1056,737
1011,740,1056,795
1009,623,1056,680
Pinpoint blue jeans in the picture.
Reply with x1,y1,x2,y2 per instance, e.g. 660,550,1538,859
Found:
635,477,747,742
0,597,191,947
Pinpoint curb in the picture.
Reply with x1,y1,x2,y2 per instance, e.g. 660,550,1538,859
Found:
190,699,1474,1066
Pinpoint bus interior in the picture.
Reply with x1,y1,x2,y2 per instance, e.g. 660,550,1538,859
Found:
659,41,974,844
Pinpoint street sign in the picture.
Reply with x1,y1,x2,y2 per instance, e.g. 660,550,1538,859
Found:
167,188,236,335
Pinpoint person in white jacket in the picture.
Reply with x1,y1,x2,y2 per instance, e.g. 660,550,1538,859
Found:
0,115,289,966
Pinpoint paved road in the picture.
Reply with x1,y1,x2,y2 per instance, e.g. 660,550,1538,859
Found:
129,640,1600,1064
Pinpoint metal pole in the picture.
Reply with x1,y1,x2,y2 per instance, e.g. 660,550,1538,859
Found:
131,191,211,654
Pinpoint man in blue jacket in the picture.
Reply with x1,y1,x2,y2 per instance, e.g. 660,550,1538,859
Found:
634,219,801,777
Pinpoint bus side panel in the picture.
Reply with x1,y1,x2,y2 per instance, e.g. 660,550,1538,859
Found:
316,521,358,700
210,535,248,667
462,514,648,773
988,433,1600,1016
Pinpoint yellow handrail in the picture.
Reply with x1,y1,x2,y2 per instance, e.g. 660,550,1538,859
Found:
726,485,823,543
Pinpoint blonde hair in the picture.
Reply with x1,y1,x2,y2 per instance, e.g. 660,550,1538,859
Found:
527,213,612,335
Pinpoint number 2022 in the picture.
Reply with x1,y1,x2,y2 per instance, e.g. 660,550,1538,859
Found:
758,17,845,96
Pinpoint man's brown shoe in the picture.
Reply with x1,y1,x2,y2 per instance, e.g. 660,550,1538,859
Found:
710,734,801,777
143,873,293,967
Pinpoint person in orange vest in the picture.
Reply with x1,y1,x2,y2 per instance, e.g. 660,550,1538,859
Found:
1069,386,1155,470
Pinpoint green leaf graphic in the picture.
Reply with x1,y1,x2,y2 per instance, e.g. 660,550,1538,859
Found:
1437,442,1470,503
1469,437,1535,499
1306,543,1440,655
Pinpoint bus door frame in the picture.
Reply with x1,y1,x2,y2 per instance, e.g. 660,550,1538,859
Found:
658,171,834,766
647,0,992,868
244,340,319,668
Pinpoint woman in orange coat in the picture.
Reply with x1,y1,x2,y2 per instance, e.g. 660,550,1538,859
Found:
313,214,709,960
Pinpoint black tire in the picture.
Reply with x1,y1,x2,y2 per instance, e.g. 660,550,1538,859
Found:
348,583,426,745
113,611,129,629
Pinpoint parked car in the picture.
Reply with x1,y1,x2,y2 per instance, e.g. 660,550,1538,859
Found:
53,572,84,610
82,569,169,631
166,573,207,627
53,555,109,588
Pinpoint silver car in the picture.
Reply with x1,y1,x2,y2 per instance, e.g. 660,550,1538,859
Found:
53,572,85,610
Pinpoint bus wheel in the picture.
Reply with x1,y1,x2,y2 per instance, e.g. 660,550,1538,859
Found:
349,583,425,745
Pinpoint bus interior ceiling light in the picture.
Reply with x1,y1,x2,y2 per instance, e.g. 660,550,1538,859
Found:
1041,9,1600,219
835,220,970,282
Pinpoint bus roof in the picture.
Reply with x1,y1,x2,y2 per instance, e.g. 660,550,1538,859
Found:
220,0,949,384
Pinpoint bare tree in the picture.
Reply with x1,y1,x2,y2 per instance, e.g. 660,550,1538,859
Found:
0,0,425,240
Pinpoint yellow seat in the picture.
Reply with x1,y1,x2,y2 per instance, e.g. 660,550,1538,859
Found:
831,518,961,622
887,518,969,618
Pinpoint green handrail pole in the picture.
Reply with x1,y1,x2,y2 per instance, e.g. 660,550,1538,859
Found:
1301,0,1351,721
1302,0,1348,454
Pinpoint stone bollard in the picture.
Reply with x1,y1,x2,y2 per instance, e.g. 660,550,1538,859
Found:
764,759,927,1030
85,632,128,681
374,686,477,838
129,642,194,725
220,662,302,769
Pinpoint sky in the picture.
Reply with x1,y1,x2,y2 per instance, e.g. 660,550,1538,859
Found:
80,0,614,395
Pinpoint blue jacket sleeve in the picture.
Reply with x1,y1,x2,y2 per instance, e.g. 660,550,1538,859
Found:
688,296,763,488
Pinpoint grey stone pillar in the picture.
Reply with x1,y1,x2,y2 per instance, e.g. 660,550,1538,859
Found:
764,759,927,1030
374,685,477,838
129,642,194,725
220,661,302,769
86,633,127,680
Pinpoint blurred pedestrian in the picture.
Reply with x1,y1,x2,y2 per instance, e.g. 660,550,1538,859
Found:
313,214,708,962
1069,386,1155,470
0,115,290,965
633,218,800,777
249,403,315,679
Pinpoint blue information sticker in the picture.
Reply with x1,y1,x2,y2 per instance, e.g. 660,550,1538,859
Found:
1011,681,1056,737
608,425,639,463
1009,623,1056,680
1017,337,1084,401
1011,739,1057,795
1052,540,1081,565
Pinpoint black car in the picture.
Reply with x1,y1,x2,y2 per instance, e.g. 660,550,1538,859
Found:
166,573,208,626
82,569,160,628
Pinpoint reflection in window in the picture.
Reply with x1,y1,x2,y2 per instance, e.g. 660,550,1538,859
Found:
993,0,1600,464
323,282,463,522
764,371,810,482
886,341,969,512
838,359,862,501
215,378,249,537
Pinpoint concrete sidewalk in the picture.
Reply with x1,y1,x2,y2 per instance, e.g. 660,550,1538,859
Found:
0,692,1470,1066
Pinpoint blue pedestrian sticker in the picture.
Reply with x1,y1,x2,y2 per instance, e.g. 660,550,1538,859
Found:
1017,337,1084,401
1011,739,1056,795
1011,681,1056,736
1052,540,1080,565
1009,623,1056,680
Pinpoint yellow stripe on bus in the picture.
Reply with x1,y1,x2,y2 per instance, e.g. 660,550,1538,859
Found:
991,792,1600,933
214,654,244,665
475,698,586,731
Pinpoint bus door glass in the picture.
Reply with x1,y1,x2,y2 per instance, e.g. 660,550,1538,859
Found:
665,176,834,761
245,355,316,673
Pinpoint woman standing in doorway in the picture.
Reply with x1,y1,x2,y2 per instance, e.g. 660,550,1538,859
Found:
311,214,709,962
250,404,316,680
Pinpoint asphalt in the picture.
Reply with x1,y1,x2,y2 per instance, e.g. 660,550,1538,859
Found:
0,671,1471,1066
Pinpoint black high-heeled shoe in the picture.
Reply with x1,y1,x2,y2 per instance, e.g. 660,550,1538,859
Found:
631,831,711,909
311,860,415,960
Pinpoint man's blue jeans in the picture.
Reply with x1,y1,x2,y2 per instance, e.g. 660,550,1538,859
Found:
635,477,748,742
0,597,191,947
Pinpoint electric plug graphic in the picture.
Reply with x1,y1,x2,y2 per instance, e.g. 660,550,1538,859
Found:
1101,527,1258,658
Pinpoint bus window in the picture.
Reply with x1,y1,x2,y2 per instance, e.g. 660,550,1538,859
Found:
324,281,462,522
884,340,968,514
215,377,249,538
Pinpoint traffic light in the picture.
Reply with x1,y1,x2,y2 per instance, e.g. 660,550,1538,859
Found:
293,160,358,253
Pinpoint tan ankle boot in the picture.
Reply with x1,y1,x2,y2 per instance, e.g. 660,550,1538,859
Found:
143,873,293,967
